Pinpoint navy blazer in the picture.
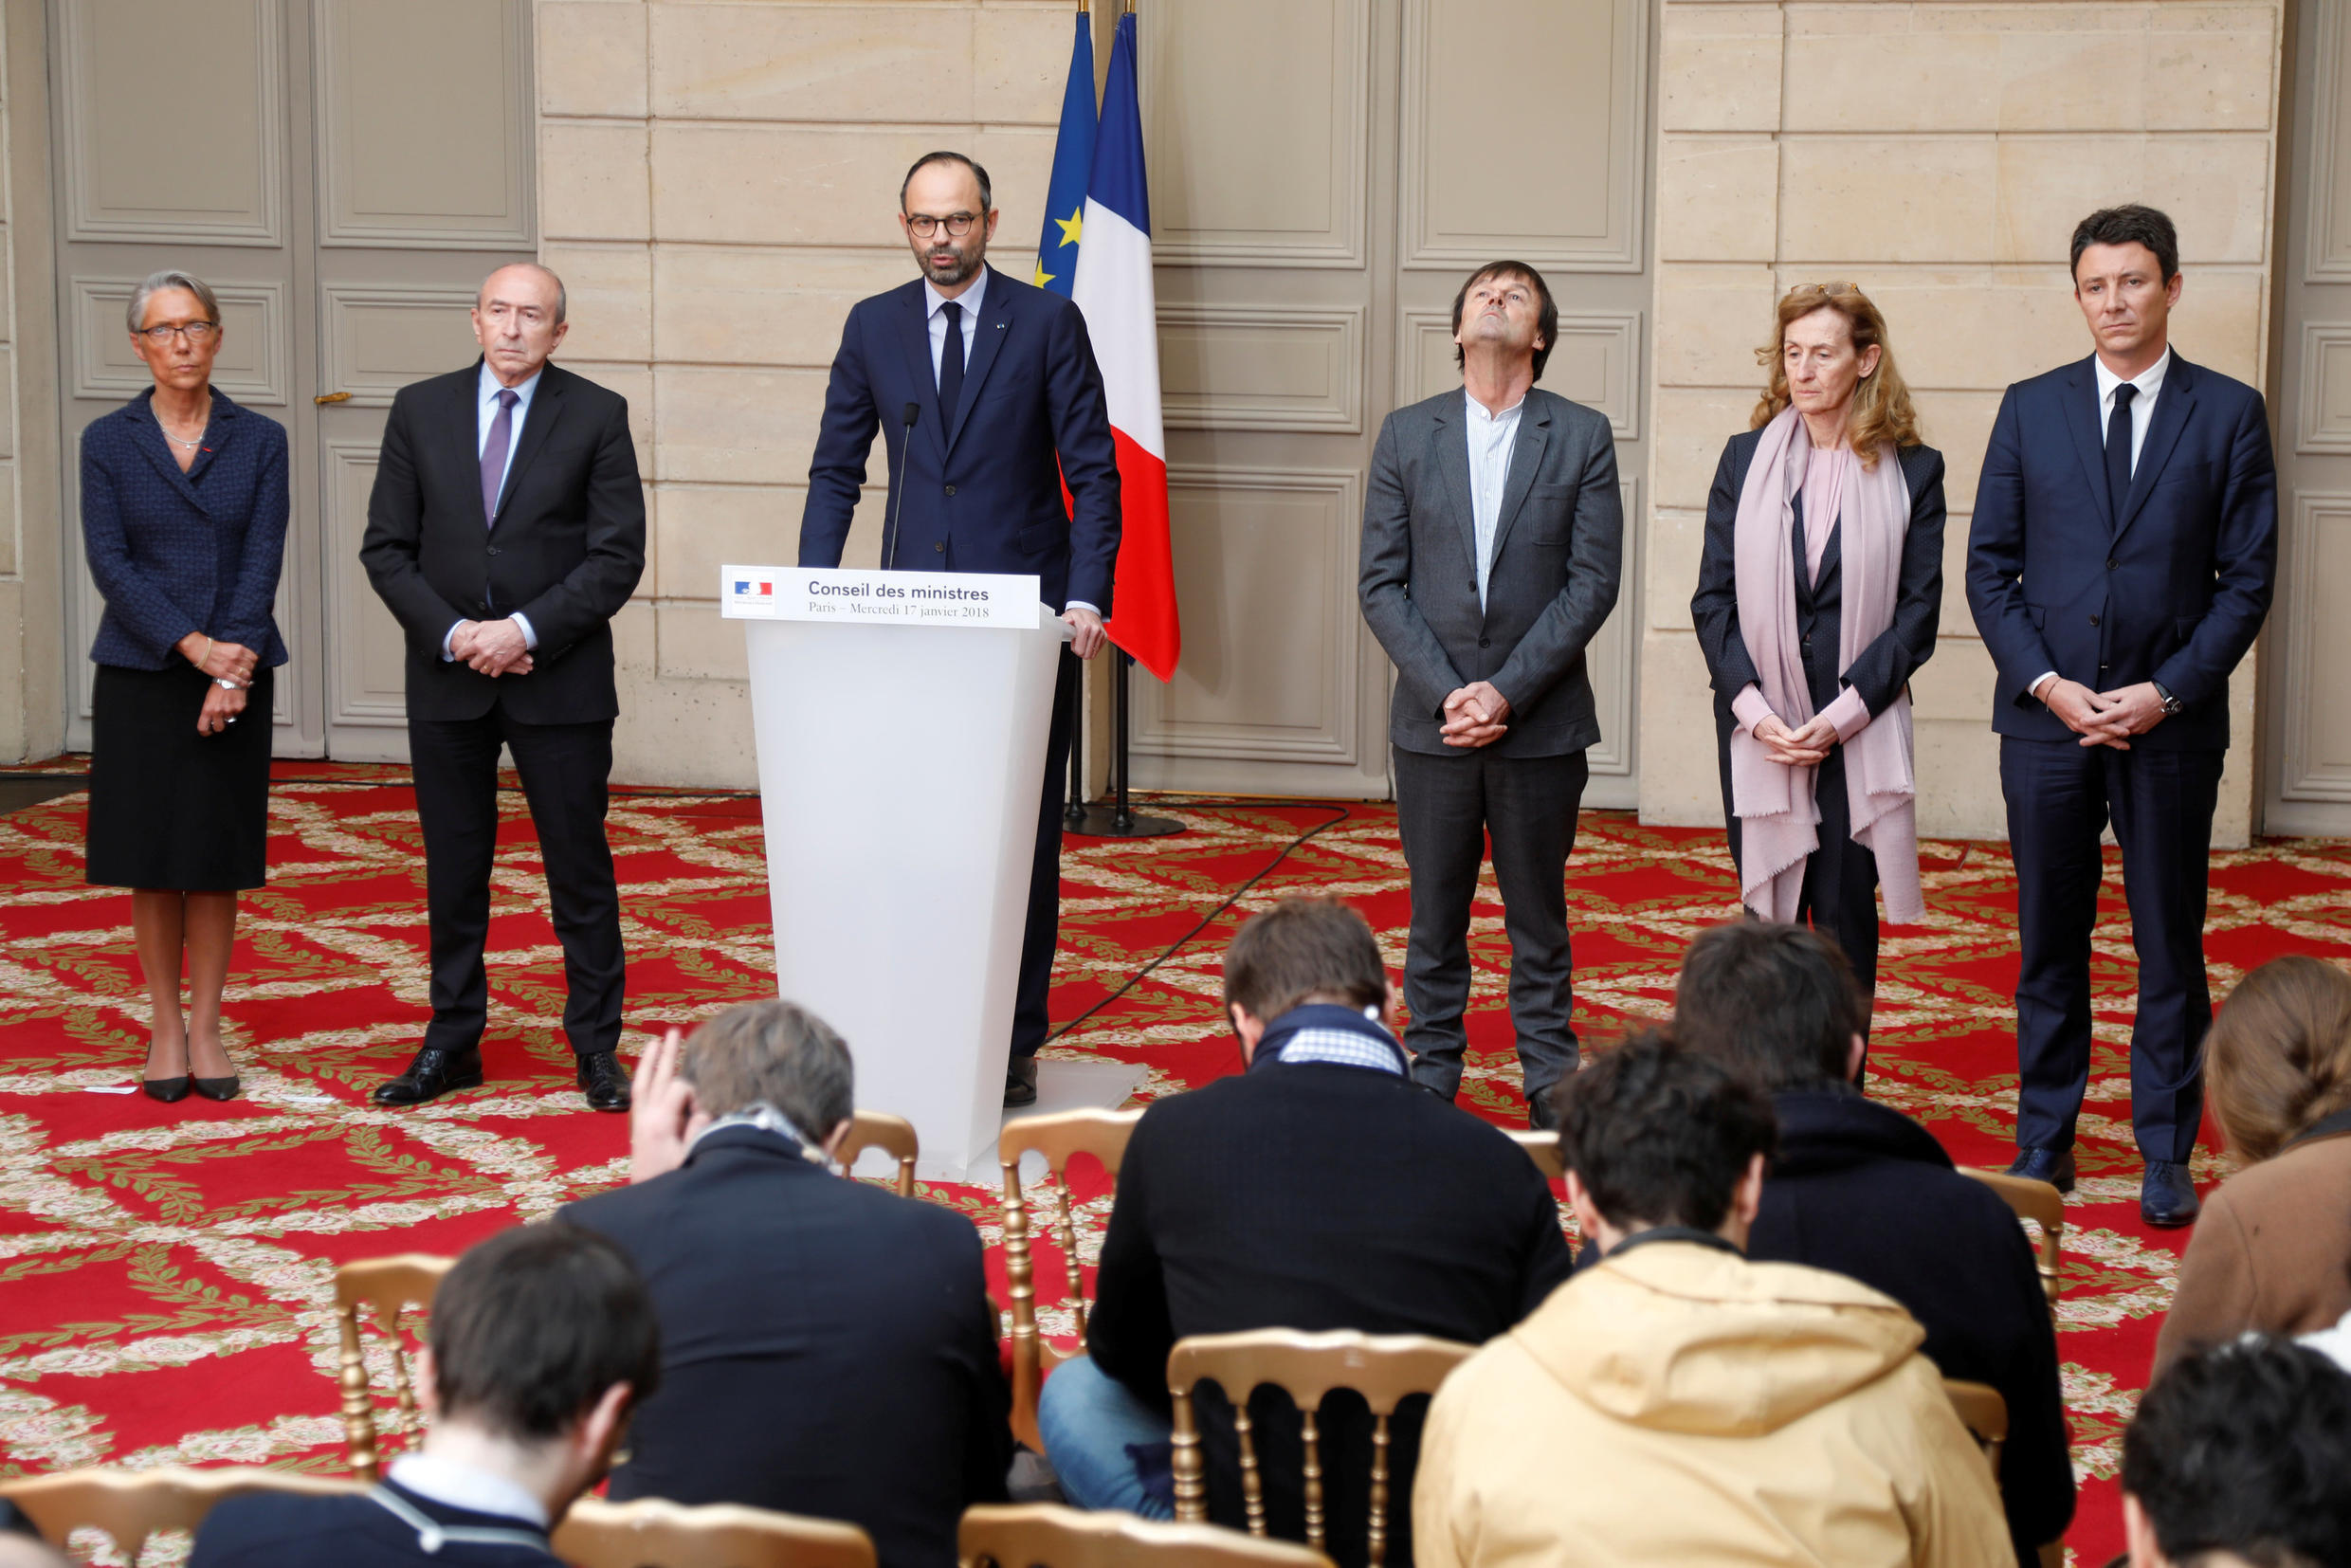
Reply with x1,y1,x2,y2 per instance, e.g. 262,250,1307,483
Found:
797,266,1121,614
1965,352,2276,750
81,389,289,669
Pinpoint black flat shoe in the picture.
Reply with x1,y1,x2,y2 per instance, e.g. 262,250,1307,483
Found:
374,1048,485,1107
2004,1146,2076,1193
192,1075,241,1103
142,1077,191,1103
2141,1159,2201,1229
577,1051,630,1113
1004,1057,1039,1108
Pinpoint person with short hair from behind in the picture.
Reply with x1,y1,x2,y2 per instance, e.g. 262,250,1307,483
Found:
1414,1032,2011,1568
1044,896,1573,1566
2152,955,2351,1377
190,1222,659,1567
1674,921,2073,1565
2119,1336,2351,1568
561,1000,1010,1568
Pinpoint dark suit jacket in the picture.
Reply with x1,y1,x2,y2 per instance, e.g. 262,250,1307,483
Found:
1088,1038,1575,1568
81,389,290,669
191,1482,556,1568
1358,387,1623,757
798,265,1121,614
562,1126,1011,1568
1690,433,1945,718
1746,1087,2074,1565
358,360,646,724
1964,353,2276,749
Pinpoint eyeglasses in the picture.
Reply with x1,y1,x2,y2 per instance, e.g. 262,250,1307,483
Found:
137,321,220,343
1787,282,1859,299
905,211,980,239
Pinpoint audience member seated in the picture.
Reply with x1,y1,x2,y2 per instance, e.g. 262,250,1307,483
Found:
1414,1031,2012,1568
1042,896,1574,1566
1673,921,2074,1564
2154,955,2351,1377
562,1001,1010,1568
2117,1335,2351,1568
191,1222,659,1567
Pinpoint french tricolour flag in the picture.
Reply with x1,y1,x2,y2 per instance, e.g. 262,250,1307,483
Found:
1071,6,1179,681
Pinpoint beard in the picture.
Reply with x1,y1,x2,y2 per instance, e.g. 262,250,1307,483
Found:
920,241,983,287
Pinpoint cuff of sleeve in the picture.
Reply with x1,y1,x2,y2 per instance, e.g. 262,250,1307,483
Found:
1065,601,1100,615
512,612,538,651
1730,684,1774,733
1822,686,1872,744
2028,670,2058,702
442,621,465,662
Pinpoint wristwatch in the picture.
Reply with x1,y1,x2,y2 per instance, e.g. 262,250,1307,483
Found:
2152,681,2185,717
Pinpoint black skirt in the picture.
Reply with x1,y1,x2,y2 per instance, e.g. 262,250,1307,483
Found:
87,662,273,891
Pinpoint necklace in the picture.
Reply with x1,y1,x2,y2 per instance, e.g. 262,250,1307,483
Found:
157,395,211,450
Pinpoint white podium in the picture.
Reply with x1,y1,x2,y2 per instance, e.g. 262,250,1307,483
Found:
724,566,1138,1181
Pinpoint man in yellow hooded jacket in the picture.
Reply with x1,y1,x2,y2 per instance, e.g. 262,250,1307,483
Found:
1413,1033,2012,1568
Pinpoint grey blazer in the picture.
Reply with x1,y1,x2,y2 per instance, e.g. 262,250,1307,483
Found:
1358,386,1624,757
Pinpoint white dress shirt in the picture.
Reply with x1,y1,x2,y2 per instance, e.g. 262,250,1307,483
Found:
386,1451,550,1528
443,361,545,658
1465,390,1524,611
2029,346,2174,701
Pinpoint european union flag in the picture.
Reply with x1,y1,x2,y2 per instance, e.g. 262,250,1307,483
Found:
1032,6,1096,297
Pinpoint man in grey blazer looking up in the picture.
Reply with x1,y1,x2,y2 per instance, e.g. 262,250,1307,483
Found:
1359,261,1623,1130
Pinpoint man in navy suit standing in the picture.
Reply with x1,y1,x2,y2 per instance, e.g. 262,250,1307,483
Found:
799,152,1121,1107
1966,205,2277,1227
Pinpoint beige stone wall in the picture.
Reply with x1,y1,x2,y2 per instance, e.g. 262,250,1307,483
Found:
1637,1,2283,845
535,0,1081,788
0,0,62,766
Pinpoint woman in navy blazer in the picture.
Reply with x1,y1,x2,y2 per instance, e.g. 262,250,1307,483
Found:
82,269,289,1104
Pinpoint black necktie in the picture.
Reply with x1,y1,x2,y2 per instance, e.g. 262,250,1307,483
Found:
939,300,965,426
2105,382,2137,521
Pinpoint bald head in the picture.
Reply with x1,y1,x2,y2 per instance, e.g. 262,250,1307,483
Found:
472,264,569,388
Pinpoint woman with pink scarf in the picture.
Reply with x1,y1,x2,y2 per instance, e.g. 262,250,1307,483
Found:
1689,283,1946,1034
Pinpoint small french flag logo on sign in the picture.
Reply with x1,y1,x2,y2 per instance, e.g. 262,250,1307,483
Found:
734,579,774,597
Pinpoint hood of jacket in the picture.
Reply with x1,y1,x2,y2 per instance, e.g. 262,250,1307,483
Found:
1514,1239,1925,1437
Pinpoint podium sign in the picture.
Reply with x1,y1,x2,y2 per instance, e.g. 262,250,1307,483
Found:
727,565,1067,1179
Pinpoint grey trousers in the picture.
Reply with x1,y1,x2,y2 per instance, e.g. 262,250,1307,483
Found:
1392,744,1590,1104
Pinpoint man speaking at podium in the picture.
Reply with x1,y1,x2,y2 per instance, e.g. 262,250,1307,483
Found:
799,151,1121,1108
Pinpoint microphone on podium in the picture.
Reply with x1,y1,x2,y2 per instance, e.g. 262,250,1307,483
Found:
884,402,920,572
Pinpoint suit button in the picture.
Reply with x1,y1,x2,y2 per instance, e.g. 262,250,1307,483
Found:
2088,614,2099,626
2106,558,2118,571
944,484,957,497
934,541,945,553
487,546,501,556
1478,637,1490,648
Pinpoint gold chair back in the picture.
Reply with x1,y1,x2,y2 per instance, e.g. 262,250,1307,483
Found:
998,1107,1145,1449
1943,1377,2010,1477
1503,1128,1563,1180
836,1110,920,1196
334,1251,455,1479
0,1466,356,1559
960,1503,1332,1568
555,1496,877,1568
1959,1167,2066,1306
1165,1329,1474,1568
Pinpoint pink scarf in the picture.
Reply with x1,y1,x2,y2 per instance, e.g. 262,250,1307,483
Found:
1727,407,1923,925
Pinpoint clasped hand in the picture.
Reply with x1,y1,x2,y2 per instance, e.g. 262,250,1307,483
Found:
197,680,246,738
452,618,534,677
1441,682,1511,749
2042,679,2165,749
1753,713,1838,767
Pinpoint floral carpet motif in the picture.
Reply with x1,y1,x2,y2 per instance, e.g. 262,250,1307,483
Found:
2,762,2346,1564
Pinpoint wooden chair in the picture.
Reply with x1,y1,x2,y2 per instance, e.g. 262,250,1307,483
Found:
555,1496,876,1568
835,1109,920,1196
1943,1377,2009,1476
1959,1167,2066,1306
334,1251,455,1479
0,1466,357,1560
999,1107,1145,1450
1504,1128,1563,1179
960,1503,1332,1568
1166,1329,1475,1568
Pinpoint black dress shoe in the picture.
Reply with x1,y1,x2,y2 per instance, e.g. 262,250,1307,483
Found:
1527,1086,1560,1133
2141,1159,2201,1228
578,1052,631,1113
374,1048,484,1107
192,1074,241,1103
2004,1146,2076,1192
142,1077,191,1103
1004,1057,1039,1109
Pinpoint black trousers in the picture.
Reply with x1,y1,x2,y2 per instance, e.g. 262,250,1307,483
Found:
1392,744,1589,1104
1714,702,1883,1012
1010,649,1082,1060
2001,736,2223,1162
409,707,623,1062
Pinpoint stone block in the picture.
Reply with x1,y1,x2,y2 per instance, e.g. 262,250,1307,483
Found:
2168,266,2266,384
613,672,756,790
539,1,647,119
2146,7,2279,131
0,462,15,576
1941,508,1977,632
559,359,654,477
1780,29,2002,134
652,246,906,368
542,120,650,242
653,365,832,484
1651,387,1758,513
1994,135,2270,266
1653,264,1778,389
651,5,973,123
1646,506,1705,633
655,597,748,682
652,482,883,597
1995,25,2147,133
1659,5,1782,133
1912,718,2006,841
1657,137,1778,263
1842,267,2085,391
976,6,1082,126
648,124,1051,247
1909,389,2000,512
1911,635,1996,722
540,244,651,363
1634,627,1722,827
1779,137,1997,263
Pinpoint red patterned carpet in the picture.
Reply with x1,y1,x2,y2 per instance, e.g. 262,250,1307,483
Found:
2,761,2348,1564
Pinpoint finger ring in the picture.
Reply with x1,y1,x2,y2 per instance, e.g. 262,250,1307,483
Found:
227,716,237,725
